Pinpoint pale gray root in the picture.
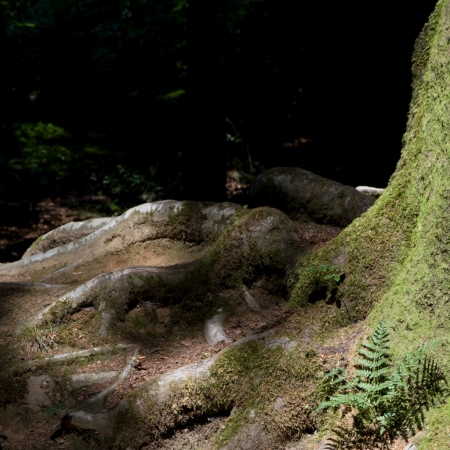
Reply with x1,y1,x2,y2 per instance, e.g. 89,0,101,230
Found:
62,411,112,433
0,200,242,281
68,346,139,414
10,344,138,373
249,167,374,226
204,312,232,346
69,371,119,390
403,445,418,450
22,217,113,259
17,262,197,333
242,286,261,311
355,186,385,198
40,256,91,283
61,331,296,434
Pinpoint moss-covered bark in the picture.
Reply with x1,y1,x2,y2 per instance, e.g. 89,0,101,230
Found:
288,1,450,444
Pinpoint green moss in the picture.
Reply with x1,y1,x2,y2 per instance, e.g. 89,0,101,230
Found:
109,340,322,449
102,206,297,331
288,3,450,446
166,201,209,243
419,400,450,450
215,407,252,447
112,381,161,447
207,342,322,447
366,0,450,367
289,0,450,328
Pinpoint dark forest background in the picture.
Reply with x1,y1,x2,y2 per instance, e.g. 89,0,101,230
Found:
0,0,438,215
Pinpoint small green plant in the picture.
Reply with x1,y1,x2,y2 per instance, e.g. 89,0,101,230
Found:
13,318,58,355
307,265,342,283
317,322,447,449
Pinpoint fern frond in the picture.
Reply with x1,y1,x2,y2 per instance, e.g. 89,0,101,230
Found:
317,322,447,448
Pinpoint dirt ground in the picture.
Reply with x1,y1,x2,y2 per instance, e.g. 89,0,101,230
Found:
0,196,112,263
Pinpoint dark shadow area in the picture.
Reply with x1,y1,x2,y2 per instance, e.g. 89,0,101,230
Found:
307,285,328,305
0,0,438,261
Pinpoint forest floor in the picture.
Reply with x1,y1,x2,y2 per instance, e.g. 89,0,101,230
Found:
0,195,413,450
0,196,114,263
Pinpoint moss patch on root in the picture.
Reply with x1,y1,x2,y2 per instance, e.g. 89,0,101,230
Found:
33,206,297,339
113,341,323,449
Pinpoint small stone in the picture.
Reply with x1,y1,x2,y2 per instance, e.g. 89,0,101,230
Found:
204,313,232,346
273,397,284,411
403,444,418,450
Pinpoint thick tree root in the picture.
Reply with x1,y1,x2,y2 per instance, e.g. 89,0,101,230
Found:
22,217,113,258
61,331,296,435
8,344,139,373
17,262,198,333
68,346,140,414
0,200,242,282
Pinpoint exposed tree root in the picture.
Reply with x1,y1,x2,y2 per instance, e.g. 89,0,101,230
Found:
0,197,369,448
69,346,140,414
61,331,296,436
9,344,139,373
22,217,113,259
18,262,198,333
0,200,243,282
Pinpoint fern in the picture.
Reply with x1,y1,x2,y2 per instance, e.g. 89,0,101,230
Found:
317,323,447,449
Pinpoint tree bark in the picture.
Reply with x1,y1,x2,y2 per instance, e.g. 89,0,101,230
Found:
290,0,450,359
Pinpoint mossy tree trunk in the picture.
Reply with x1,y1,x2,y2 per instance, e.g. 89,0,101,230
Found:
291,0,450,364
